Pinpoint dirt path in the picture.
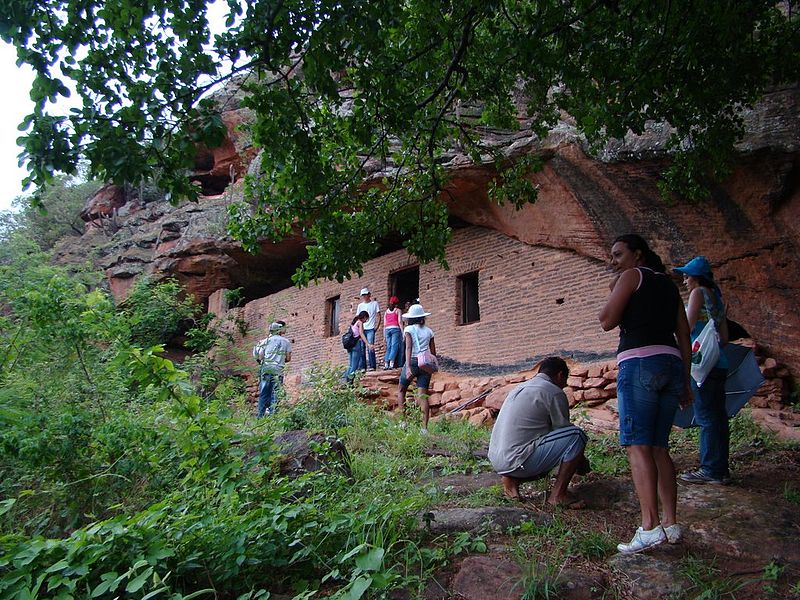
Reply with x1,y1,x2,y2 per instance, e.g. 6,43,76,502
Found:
415,441,800,599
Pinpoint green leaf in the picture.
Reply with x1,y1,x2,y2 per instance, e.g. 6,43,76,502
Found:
125,567,153,593
354,547,384,572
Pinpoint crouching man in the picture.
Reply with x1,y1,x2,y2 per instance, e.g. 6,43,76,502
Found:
488,356,590,508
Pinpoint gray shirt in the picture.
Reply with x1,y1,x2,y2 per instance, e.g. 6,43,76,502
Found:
253,334,292,377
488,373,572,474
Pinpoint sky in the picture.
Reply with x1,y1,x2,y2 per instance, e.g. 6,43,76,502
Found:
0,1,233,214
0,42,35,212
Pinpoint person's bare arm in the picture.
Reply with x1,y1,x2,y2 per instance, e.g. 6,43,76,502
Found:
599,269,640,331
675,304,693,409
429,337,436,356
404,332,413,376
686,288,703,330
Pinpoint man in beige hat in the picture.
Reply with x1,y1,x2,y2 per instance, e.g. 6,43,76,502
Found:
252,320,292,416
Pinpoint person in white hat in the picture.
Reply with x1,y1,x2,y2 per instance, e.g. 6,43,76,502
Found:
252,320,292,417
396,303,436,432
356,287,381,371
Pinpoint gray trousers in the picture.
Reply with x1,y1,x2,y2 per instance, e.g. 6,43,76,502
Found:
505,425,587,479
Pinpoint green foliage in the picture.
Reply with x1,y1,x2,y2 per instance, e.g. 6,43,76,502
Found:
0,248,460,598
677,554,754,599
583,432,630,477
122,277,201,347
279,365,360,433
5,0,799,283
11,176,103,250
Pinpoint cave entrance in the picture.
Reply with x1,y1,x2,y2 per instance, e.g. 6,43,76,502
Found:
388,266,419,311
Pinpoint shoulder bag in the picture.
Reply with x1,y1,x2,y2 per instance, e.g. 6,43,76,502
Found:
410,327,438,374
690,290,720,386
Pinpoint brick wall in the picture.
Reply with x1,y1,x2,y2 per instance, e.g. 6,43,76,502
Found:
232,226,619,382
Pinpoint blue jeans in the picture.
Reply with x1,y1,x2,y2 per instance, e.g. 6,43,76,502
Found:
694,367,729,478
364,329,377,369
617,355,684,447
258,374,283,417
398,358,432,390
398,333,406,368
346,340,366,381
384,328,401,367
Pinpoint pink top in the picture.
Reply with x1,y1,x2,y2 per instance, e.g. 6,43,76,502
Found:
384,308,400,329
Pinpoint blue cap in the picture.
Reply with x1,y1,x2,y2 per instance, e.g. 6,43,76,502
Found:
674,256,713,278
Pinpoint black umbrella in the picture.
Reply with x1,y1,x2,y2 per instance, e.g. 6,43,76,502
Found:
674,343,765,428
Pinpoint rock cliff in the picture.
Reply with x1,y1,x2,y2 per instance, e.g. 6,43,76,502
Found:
53,86,800,377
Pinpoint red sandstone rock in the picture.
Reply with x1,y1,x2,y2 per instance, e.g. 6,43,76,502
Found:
567,376,585,388
441,389,461,404
587,365,604,378
584,377,606,388
468,409,492,427
484,384,518,411
571,367,589,378
80,184,127,222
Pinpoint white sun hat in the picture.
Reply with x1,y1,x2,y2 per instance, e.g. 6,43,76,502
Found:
402,303,431,319
359,287,371,296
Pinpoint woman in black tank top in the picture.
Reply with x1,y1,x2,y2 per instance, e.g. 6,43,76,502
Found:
599,234,693,554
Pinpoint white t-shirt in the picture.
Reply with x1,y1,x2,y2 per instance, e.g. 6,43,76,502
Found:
356,299,380,330
405,324,434,358
253,335,292,376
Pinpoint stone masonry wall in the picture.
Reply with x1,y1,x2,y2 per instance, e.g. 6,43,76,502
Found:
232,225,619,386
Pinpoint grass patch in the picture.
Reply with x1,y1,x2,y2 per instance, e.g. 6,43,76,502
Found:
676,554,759,599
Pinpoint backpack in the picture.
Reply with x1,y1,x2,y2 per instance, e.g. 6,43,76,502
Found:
341,328,358,350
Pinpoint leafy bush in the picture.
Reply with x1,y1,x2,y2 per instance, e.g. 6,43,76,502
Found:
121,277,201,348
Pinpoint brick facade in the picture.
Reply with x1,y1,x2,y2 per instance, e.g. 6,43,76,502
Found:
233,225,619,380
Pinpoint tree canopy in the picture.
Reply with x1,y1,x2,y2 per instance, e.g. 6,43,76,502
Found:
3,0,798,283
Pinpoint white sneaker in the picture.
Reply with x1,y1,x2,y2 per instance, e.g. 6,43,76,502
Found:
617,526,666,554
663,523,683,544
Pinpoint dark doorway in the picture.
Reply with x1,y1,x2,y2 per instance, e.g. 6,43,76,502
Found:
388,267,419,310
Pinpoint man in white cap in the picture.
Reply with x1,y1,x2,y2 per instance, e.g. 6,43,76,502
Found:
252,320,292,417
356,287,381,371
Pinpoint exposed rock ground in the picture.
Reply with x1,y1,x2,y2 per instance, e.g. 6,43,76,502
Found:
409,439,800,599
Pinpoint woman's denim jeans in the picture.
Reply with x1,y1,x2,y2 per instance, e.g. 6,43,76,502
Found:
694,367,730,478
346,340,366,380
617,354,684,447
257,374,283,417
364,329,377,369
384,328,401,367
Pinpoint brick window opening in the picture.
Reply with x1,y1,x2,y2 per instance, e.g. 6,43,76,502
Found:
326,295,340,336
458,271,480,325
388,266,420,310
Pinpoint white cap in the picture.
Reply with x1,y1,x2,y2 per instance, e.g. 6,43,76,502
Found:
269,321,285,332
360,287,370,296
402,304,431,319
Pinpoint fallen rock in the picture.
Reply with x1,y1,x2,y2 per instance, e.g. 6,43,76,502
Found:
273,430,352,478
420,506,551,535
608,550,689,599
450,555,523,600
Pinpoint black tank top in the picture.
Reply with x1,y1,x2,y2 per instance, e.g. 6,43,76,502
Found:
618,268,681,353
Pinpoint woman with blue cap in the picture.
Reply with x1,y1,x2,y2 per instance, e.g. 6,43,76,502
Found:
674,256,731,485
